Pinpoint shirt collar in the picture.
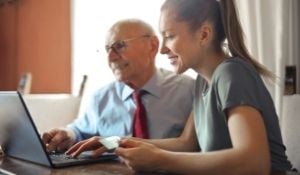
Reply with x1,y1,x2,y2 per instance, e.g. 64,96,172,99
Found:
141,69,161,98
121,85,134,101
121,68,162,101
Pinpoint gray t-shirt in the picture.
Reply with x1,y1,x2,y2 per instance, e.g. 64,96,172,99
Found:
194,58,292,171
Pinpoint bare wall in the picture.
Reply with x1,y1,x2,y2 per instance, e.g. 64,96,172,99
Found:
0,0,71,93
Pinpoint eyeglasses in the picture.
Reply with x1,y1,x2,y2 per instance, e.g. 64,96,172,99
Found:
105,35,151,54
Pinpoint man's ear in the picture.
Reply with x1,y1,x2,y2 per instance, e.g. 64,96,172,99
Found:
196,22,213,46
149,36,159,59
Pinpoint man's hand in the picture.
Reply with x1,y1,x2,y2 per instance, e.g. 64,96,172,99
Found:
65,136,107,158
42,128,76,152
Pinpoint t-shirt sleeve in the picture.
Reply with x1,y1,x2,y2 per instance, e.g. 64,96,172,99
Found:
213,61,262,114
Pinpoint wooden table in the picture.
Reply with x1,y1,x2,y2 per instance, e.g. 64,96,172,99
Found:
0,157,299,175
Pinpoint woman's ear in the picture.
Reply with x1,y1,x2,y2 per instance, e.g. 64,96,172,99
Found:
196,22,213,46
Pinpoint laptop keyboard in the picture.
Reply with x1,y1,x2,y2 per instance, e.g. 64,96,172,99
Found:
49,151,117,164
49,152,83,163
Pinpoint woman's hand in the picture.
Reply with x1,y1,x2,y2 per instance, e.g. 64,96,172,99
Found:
115,138,165,172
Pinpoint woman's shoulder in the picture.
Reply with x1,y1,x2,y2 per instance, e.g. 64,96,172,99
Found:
210,57,265,90
219,57,253,70
214,57,257,79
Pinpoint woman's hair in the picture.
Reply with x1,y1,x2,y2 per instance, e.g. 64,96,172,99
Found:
161,0,275,80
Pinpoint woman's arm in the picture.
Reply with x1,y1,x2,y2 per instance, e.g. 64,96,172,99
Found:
117,106,271,175
65,113,198,157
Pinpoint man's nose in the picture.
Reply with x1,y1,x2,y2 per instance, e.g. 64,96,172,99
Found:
107,49,121,61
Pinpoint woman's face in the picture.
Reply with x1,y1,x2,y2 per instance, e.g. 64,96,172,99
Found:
159,9,202,74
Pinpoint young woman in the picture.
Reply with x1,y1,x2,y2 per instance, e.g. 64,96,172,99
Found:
114,0,293,174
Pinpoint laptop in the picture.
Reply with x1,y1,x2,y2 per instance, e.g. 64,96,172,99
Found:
0,91,117,168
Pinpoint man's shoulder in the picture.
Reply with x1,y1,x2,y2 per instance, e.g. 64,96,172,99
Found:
157,68,195,85
92,81,125,97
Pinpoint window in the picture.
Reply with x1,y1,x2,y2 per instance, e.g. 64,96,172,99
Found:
72,0,196,95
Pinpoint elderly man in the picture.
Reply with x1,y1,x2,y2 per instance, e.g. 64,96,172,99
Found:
42,19,194,152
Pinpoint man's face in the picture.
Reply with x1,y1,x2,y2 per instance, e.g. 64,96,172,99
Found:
105,24,156,88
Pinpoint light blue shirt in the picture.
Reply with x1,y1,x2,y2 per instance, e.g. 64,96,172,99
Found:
68,68,194,141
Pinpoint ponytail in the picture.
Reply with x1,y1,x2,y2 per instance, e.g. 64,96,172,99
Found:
219,0,275,80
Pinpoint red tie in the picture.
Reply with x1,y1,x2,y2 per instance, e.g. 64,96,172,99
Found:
132,90,149,139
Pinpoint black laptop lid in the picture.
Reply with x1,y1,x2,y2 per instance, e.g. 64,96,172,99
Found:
0,91,51,167
0,91,118,168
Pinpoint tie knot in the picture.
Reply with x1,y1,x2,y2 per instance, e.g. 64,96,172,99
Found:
133,90,146,102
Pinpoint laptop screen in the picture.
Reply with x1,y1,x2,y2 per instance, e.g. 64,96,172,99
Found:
0,91,51,166
0,91,117,168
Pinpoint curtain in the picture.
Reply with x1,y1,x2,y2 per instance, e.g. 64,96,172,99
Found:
292,1,300,93
235,0,300,118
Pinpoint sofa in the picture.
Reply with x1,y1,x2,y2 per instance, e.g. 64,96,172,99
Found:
281,94,300,170
23,94,81,133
